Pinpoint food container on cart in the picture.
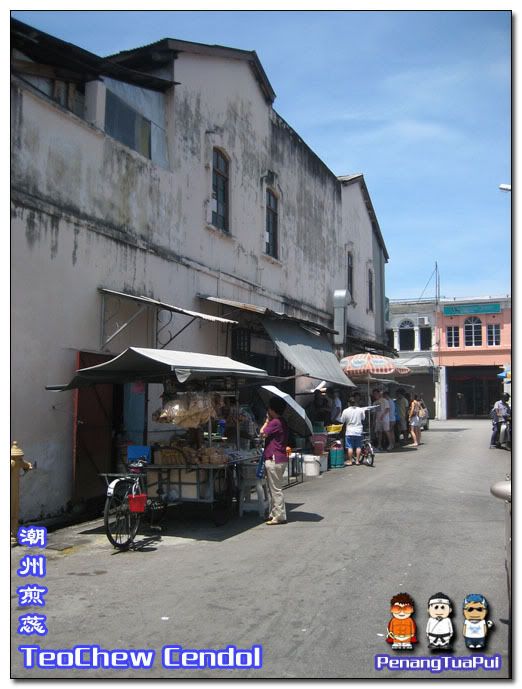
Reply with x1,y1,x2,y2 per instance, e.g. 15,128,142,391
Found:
313,440,326,455
326,424,343,434
127,445,151,463
312,432,327,455
303,454,321,478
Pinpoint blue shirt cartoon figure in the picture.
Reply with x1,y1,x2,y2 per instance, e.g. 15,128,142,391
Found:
462,594,494,650
426,593,454,650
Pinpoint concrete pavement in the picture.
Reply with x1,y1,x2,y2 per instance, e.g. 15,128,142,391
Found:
10,419,511,679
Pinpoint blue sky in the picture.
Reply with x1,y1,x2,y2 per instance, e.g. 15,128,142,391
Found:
11,9,512,300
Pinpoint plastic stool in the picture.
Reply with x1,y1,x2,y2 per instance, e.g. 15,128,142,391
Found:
239,478,269,517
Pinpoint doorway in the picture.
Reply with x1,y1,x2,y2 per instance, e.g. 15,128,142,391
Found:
447,366,503,417
73,352,119,509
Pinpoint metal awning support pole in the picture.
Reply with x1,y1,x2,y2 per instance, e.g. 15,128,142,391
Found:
101,302,148,350
235,386,240,450
158,316,198,349
143,383,149,446
367,379,372,439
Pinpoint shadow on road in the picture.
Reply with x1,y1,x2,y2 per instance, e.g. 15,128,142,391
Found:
388,446,421,452
79,499,324,546
424,428,469,432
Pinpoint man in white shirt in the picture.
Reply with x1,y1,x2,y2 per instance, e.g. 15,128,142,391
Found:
340,398,366,465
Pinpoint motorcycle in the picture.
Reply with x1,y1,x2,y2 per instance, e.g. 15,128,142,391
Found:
498,415,511,450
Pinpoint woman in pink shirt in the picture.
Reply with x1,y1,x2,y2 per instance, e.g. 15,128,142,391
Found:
260,397,289,525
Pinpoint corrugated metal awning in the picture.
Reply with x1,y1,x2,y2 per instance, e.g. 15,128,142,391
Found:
395,356,435,372
262,319,355,388
345,333,397,357
198,294,336,335
100,289,237,324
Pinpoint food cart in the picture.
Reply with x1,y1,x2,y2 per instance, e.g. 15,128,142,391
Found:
47,347,272,547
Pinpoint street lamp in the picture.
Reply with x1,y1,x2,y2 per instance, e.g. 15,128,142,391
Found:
499,184,511,192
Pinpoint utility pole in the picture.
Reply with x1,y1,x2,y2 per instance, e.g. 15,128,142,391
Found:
434,262,444,419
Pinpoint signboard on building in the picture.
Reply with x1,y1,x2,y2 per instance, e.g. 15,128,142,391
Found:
442,303,501,316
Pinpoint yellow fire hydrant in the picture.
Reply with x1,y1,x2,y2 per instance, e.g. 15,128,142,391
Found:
11,441,33,545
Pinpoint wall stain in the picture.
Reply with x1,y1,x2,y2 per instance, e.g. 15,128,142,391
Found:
177,92,203,161
24,209,38,248
72,222,80,265
49,214,60,259
10,84,23,152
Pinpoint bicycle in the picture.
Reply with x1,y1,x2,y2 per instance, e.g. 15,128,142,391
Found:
359,434,375,467
103,456,239,548
103,459,167,550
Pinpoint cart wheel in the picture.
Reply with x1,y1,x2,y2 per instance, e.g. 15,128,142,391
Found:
143,498,168,529
211,467,237,526
104,479,140,549
211,500,232,526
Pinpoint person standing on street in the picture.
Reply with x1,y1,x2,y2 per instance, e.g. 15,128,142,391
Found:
375,389,393,450
373,389,387,450
396,389,409,443
306,390,331,427
340,398,366,465
383,390,396,451
260,397,289,525
490,393,511,449
409,394,422,447
330,389,343,424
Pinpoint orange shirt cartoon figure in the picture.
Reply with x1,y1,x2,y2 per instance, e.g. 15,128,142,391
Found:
386,593,418,650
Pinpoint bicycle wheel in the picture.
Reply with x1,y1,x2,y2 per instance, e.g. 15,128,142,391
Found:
104,479,141,549
364,445,375,467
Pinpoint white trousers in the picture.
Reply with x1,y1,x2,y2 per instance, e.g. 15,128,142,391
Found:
265,459,287,522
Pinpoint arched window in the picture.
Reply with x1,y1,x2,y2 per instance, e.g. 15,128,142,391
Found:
212,148,229,231
399,319,415,351
464,317,482,346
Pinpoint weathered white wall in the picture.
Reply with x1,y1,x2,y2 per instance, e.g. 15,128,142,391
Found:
11,46,388,519
172,52,347,325
372,232,386,341
339,183,379,341
11,82,229,518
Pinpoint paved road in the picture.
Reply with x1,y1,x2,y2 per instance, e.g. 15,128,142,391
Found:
10,419,511,679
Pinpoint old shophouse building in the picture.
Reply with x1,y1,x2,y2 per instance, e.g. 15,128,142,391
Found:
389,296,511,419
11,19,390,520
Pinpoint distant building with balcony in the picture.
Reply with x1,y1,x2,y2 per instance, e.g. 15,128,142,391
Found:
388,296,511,419
436,296,511,418
388,300,438,419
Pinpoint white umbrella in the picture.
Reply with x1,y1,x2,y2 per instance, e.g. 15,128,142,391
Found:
258,385,313,437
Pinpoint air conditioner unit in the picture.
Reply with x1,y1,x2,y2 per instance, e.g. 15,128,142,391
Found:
418,316,430,326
